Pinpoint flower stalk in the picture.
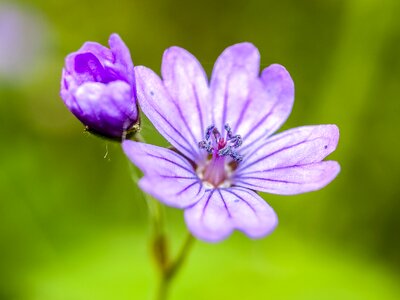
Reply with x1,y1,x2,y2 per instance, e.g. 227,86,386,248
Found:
130,132,195,300
156,233,195,300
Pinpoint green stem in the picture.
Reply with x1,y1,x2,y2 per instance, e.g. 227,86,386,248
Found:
129,133,168,270
157,233,195,300
127,160,168,270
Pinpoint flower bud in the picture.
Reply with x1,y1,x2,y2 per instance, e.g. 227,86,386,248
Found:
60,33,138,140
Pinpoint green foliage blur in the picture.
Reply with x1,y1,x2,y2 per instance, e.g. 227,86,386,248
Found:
1,0,399,299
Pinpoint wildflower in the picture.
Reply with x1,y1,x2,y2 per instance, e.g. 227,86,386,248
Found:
60,34,138,140
123,43,340,242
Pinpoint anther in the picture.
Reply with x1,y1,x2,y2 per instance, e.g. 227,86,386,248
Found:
224,123,233,139
231,151,243,162
199,140,213,153
212,127,221,140
199,123,244,162
218,146,232,156
205,125,215,140
229,135,242,148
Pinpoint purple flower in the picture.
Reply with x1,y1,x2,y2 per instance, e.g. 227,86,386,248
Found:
60,34,138,139
123,43,340,242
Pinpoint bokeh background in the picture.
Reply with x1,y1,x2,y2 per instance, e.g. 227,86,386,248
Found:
1,0,400,299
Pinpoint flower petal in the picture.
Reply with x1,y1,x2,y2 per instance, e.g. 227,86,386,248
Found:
63,34,134,89
108,33,135,88
108,34,133,70
238,64,295,154
234,161,340,195
234,125,340,195
123,141,205,208
161,47,210,150
209,44,294,154
72,80,137,137
210,42,260,133
135,66,205,162
64,42,113,76
184,187,277,242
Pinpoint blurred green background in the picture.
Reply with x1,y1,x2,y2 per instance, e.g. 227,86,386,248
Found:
1,0,400,299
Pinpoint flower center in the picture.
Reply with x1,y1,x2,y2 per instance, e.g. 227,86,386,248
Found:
198,124,243,187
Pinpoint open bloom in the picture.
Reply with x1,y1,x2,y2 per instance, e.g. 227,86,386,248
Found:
123,43,340,242
61,33,138,139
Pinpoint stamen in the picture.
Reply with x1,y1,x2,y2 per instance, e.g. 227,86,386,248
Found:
198,140,213,153
218,146,232,157
224,124,233,139
198,123,243,162
205,125,215,140
197,123,244,187
229,135,242,148
231,151,243,163
212,127,221,141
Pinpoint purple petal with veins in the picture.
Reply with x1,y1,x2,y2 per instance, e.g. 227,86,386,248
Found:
123,141,205,208
184,187,277,242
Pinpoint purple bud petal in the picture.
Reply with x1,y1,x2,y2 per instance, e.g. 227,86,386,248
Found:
60,33,137,140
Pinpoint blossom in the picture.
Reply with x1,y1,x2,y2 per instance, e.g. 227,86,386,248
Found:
60,33,138,139
123,43,340,242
